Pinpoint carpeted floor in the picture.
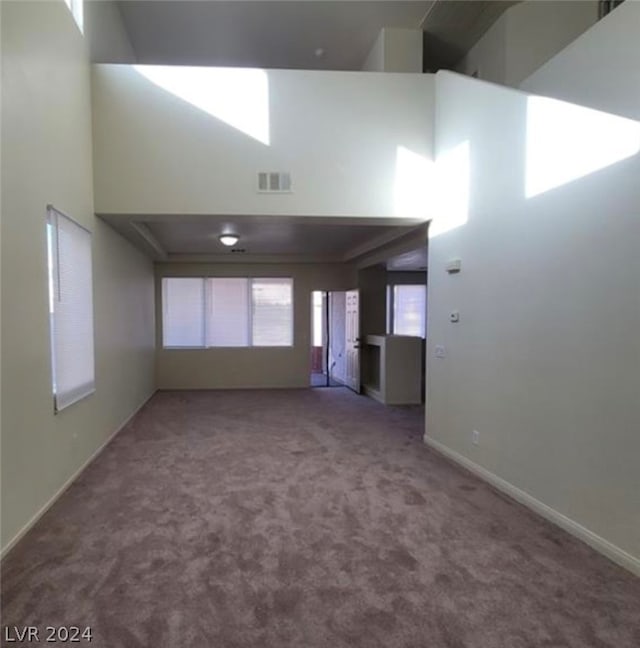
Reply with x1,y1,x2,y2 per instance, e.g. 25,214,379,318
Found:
310,372,343,388
2,389,639,647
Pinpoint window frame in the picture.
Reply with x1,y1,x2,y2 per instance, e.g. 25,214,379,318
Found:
161,277,207,349
387,283,427,338
46,205,95,413
161,276,294,349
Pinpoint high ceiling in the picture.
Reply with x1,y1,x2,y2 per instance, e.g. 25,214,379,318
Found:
104,1,517,269
116,0,517,71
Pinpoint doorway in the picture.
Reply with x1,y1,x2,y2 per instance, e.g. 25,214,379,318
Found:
310,291,347,388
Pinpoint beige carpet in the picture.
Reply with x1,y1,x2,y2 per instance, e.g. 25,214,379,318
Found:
2,388,639,647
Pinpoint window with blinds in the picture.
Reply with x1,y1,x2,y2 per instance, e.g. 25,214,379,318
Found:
162,277,293,348
252,278,293,347
206,278,250,347
162,278,205,347
392,284,426,338
47,206,95,412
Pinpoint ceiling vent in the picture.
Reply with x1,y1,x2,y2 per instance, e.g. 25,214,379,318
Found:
257,171,292,193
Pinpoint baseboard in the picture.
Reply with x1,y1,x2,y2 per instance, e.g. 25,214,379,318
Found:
1,390,157,561
423,435,640,577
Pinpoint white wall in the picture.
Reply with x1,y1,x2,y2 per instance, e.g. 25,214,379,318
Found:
92,65,434,219
505,0,598,87
155,263,356,390
362,28,423,73
457,1,598,87
521,0,640,120
84,0,136,63
455,12,507,84
362,30,385,72
1,0,156,554
426,66,640,572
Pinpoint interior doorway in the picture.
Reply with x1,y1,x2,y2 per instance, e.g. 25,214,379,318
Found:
310,291,347,388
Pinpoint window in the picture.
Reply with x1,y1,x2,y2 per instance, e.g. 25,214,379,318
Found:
162,278,205,347
47,206,95,412
252,278,293,346
389,284,426,338
64,0,84,33
162,277,293,348
312,291,324,347
206,278,249,347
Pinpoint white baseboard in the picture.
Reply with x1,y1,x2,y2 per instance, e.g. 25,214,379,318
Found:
1,390,156,561
424,435,640,577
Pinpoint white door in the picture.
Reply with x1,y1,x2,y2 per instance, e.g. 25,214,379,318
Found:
345,289,361,393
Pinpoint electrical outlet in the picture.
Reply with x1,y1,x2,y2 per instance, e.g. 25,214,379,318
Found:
472,430,480,445
435,345,446,358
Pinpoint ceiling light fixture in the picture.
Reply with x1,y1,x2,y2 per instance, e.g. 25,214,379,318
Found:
219,233,239,247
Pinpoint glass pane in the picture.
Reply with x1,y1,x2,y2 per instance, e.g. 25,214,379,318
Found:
206,278,249,347
252,278,293,346
47,209,95,411
162,278,205,347
393,285,426,337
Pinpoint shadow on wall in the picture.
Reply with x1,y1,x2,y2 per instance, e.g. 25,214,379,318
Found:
395,141,470,236
134,65,271,145
525,95,640,198
429,140,470,238
133,64,437,221
131,66,639,228
429,78,640,240
394,146,434,219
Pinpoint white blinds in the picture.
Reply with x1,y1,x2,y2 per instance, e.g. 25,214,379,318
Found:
393,284,426,337
47,207,95,412
252,278,293,346
206,278,249,347
161,277,293,347
162,278,205,347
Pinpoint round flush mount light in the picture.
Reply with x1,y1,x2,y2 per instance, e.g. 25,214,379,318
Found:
219,234,239,247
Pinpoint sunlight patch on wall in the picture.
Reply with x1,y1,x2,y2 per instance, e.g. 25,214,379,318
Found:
394,146,435,219
134,65,270,145
429,140,470,238
526,96,640,198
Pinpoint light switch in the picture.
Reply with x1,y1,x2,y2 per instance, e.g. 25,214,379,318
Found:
435,345,446,358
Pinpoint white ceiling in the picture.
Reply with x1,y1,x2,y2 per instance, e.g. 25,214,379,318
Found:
115,1,516,71
100,214,427,266
150,219,403,256
117,1,433,71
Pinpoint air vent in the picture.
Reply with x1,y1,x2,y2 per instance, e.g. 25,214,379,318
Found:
257,171,292,193
231,248,246,254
